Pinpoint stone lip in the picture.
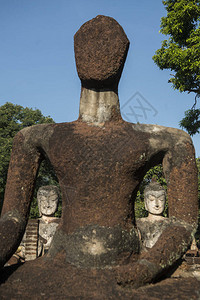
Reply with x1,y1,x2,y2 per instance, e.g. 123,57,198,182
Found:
74,15,129,89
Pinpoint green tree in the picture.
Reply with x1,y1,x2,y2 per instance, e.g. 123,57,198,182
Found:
0,102,59,217
153,0,200,135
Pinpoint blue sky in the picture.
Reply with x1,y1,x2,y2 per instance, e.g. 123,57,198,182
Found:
0,0,199,156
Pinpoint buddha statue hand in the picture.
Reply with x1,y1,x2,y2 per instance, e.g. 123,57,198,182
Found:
115,259,160,289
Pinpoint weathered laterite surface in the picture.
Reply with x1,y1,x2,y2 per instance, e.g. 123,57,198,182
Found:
0,15,199,298
74,15,129,89
0,120,198,298
0,257,200,299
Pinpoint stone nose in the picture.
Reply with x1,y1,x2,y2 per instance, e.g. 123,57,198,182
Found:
46,199,51,207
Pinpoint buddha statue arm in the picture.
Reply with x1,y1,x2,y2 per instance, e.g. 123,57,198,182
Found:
116,126,198,287
0,130,42,268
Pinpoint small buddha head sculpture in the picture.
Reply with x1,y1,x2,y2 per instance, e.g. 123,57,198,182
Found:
37,185,60,217
144,179,166,219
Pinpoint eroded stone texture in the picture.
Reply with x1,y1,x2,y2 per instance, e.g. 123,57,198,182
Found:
137,218,171,249
37,185,60,255
0,258,200,299
74,15,129,89
0,15,199,298
48,224,139,268
37,185,60,217
137,180,169,249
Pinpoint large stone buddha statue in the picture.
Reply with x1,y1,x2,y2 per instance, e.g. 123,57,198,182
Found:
0,15,198,298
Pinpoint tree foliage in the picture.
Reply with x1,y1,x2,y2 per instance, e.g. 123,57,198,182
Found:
179,108,200,135
0,102,60,217
153,0,200,135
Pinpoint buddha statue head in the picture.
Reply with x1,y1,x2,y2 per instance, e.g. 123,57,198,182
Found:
144,179,166,221
37,185,60,218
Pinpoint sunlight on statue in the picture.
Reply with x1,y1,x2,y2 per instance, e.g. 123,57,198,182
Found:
37,186,60,255
0,15,198,296
137,179,170,249
143,179,166,221
38,185,59,219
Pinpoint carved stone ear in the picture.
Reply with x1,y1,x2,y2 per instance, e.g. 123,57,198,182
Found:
74,15,129,90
